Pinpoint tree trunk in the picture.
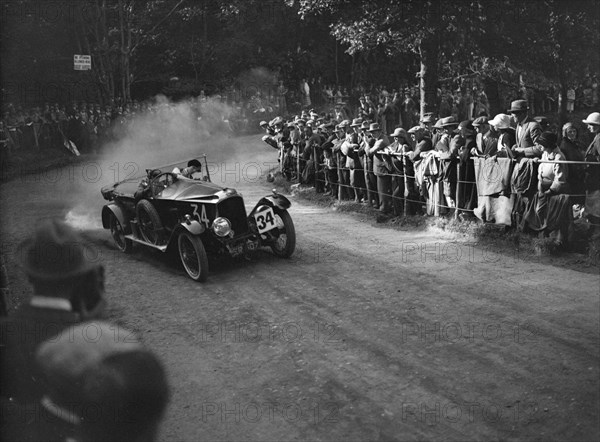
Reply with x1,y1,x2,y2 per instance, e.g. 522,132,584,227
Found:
418,35,439,119
334,41,339,86
555,10,569,128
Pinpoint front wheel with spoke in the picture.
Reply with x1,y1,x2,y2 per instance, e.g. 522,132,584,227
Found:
269,210,296,258
177,232,209,282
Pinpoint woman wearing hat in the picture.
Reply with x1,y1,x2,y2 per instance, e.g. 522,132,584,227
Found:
537,132,570,195
559,122,585,204
521,132,572,246
489,114,515,159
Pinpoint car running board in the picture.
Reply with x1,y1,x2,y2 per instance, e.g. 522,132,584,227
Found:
124,234,168,252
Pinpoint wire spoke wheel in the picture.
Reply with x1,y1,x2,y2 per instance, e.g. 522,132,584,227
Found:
177,231,209,282
136,199,163,245
110,213,132,253
269,210,296,258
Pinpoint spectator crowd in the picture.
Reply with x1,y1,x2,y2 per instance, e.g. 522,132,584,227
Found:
0,101,150,158
261,98,600,249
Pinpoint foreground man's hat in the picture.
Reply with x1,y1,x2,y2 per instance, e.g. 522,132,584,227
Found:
18,218,97,280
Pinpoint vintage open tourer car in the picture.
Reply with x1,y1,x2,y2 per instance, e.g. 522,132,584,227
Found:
100,159,295,281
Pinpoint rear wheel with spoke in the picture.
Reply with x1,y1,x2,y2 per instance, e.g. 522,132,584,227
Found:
110,213,132,253
136,199,164,245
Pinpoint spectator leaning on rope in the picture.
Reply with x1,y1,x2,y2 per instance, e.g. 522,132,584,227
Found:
509,99,543,158
490,114,516,159
368,122,393,214
536,132,570,195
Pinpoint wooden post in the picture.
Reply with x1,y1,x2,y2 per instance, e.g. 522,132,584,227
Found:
454,161,461,220
403,157,409,215
296,144,301,184
336,151,343,202
313,145,318,190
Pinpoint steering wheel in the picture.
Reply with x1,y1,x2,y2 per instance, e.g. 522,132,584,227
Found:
150,172,177,196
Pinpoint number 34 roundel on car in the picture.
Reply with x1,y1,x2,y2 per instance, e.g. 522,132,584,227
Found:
253,207,278,233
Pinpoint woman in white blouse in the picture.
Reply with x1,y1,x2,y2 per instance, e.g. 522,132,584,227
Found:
536,132,570,196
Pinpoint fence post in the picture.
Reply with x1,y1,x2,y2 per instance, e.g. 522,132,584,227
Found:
313,145,317,190
403,156,409,215
297,143,301,185
336,151,343,202
454,160,461,220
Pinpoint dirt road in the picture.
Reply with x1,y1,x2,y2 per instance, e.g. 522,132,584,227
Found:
1,136,598,441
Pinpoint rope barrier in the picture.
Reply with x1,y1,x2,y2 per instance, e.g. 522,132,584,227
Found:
276,143,600,226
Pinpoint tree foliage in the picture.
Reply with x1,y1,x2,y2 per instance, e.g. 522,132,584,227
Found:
2,0,598,114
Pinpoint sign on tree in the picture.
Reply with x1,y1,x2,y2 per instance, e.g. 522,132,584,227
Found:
74,54,91,71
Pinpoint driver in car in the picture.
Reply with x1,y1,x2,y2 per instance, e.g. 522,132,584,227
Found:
173,159,203,179
134,169,162,201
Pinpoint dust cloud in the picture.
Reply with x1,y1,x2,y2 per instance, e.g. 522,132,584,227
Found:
63,91,276,231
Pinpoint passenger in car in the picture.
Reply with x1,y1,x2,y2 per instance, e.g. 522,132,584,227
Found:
173,159,203,179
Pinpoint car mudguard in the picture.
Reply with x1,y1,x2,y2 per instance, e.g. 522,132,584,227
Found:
166,220,206,250
249,190,291,217
178,219,205,236
101,204,130,231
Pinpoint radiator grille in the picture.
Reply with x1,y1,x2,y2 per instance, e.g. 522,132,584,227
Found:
217,196,249,235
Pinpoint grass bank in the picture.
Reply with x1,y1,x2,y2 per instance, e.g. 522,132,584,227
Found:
271,175,599,272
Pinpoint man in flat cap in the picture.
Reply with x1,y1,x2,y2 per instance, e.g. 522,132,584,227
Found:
407,125,433,160
0,219,107,429
509,99,542,157
420,113,435,137
472,116,499,156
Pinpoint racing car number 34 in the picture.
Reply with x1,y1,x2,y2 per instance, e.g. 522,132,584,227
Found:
254,207,277,233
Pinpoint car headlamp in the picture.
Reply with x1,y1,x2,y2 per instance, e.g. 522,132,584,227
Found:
212,217,232,237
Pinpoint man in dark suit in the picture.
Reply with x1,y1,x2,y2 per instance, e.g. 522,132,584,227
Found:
0,219,106,407
509,99,542,158
358,121,378,207
367,123,392,213
341,118,366,202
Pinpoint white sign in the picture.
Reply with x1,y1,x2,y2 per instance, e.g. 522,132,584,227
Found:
74,54,91,71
